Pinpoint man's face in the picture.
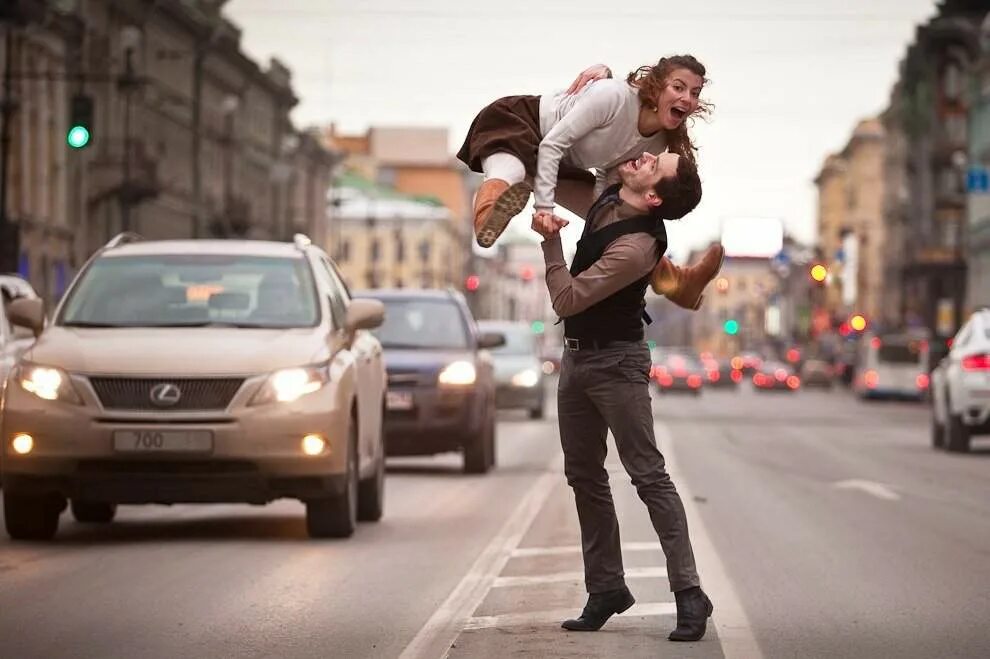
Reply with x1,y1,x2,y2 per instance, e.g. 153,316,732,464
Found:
617,152,679,204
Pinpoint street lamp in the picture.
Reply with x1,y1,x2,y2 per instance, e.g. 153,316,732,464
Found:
117,26,142,233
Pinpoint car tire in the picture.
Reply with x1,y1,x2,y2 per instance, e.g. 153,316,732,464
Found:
464,409,493,475
4,492,63,541
306,420,359,539
71,500,117,524
931,413,945,450
358,416,386,523
946,412,971,453
528,405,544,420
487,415,498,470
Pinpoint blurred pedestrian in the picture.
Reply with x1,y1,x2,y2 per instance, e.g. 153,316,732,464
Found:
457,55,724,310
532,149,713,642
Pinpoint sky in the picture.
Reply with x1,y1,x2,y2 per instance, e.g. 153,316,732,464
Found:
226,0,939,261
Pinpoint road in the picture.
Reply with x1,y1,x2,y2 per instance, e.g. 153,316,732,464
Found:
2,381,989,658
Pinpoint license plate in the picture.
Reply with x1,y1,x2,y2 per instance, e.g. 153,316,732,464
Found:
113,430,214,453
386,390,414,411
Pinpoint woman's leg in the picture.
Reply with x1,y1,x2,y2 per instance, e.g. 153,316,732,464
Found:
473,152,533,248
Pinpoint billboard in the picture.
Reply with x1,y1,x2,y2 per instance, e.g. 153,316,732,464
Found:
720,217,783,258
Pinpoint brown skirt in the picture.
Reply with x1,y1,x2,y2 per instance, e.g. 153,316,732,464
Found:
456,95,595,185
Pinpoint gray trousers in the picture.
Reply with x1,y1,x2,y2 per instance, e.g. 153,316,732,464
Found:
557,340,700,594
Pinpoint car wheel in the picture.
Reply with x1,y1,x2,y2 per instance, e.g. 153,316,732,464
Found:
487,414,498,470
306,419,359,538
464,410,493,475
946,412,971,453
358,417,386,523
71,500,117,524
528,404,544,420
931,413,945,449
4,492,63,541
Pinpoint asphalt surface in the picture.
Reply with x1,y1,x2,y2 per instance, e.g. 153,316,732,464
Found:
2,380,988,658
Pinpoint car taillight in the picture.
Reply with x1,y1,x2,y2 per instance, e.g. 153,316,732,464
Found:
708,370,720,382
774,369,787,382
687,375,702,388
863,370,879,388
916,373,930,389
962,354,990,371
659,375,673,386
753,374,765,386
786,375,800,390
731,369,743,383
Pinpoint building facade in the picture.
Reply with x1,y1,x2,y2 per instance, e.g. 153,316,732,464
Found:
1,0,337,304
966,17,990,312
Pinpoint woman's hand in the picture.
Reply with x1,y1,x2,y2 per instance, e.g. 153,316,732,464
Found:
532,210,569,240
565,64,612,95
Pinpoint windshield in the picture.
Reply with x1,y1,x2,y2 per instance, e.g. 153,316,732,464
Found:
59,254,319,328
877,344,922,364
372,299,468,350
485,327,535,356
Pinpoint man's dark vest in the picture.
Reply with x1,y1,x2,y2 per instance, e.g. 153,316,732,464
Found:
562,187,667,343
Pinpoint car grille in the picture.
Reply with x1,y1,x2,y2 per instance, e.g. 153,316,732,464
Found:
89,377,244,411
387,370,433,387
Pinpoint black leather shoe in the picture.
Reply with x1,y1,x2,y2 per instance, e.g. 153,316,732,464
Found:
668,587,713,642
561,587,635,631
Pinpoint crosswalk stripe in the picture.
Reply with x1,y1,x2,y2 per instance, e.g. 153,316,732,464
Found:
493,566,667,588
511,542,662,557
464,602,677,630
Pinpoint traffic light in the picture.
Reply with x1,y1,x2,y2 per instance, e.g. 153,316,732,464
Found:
849,314,867,332
723,319,739,335
67,94,93,149
810,264,828,283
531,320,545,334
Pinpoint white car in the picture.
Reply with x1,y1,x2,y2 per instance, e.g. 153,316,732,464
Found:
931,309,990,453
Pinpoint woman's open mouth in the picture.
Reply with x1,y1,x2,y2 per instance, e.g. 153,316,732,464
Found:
669,106,688,123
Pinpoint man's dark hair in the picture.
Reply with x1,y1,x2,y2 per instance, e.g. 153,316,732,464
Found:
651,156,702,220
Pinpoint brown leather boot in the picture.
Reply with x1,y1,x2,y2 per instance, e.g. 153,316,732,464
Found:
473,179,532,248
650,244,725,310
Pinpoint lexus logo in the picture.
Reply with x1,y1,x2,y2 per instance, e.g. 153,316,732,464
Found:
149,383,182,408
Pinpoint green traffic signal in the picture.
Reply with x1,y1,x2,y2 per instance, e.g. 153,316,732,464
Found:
723,319,739,335
531,320,545,335
67,125,90,149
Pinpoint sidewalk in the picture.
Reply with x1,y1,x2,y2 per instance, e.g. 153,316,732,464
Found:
444,447,727,659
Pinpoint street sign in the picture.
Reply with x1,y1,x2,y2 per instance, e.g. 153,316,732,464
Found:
967,167,989,194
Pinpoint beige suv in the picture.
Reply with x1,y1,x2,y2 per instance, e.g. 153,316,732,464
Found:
1,234,386,540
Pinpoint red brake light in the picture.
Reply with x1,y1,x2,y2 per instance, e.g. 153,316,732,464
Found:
687,375,702,388
916,373,930,389
870,337,882,349
864,370,879,388
708,370,720,382
786,375,800,389
731,369,742,383
962,354,990,371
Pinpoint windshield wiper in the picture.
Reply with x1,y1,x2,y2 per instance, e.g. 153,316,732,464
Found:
63,321,126,328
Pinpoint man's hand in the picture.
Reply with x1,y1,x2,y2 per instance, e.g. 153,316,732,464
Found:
565,64,612,95
532,210,569,240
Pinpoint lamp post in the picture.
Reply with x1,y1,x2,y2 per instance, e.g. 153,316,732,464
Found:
117,26,142,233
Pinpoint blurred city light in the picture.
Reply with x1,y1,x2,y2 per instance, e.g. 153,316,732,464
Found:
810,264,828,282
723,319,740,335
850,314,868,332
531,320,545,334
715,277,730,293
465,275,480,292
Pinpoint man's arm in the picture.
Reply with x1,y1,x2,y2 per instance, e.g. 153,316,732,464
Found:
541,234,658,318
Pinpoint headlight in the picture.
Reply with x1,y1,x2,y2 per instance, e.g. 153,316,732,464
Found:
438,361,476,386
511,369,540,388
251,364,330,406
17,363,82,404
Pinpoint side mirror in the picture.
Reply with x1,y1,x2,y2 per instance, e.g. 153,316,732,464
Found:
7,298,45,337
345,298,385,332
477,331,506,350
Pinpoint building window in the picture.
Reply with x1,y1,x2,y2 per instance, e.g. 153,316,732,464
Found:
419,240,431,263
370,238,381,264
339,239,351,262
395,230,405,263
944,63,962,101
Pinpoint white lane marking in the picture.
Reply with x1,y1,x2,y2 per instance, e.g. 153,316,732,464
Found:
833,479,901,501
464,602,677,630
493,566,668,588
511,541,662,557
659,423,764,659
399,458,562,659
